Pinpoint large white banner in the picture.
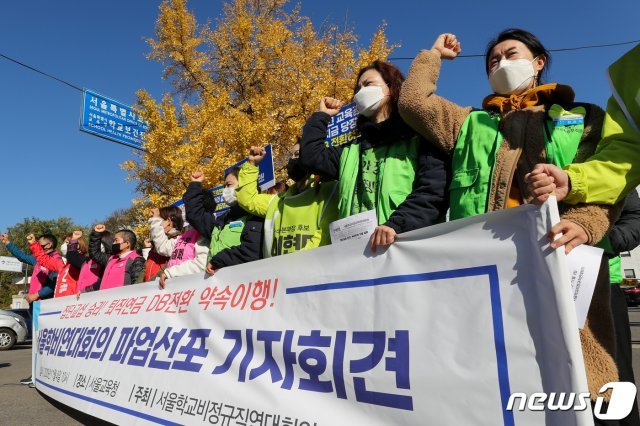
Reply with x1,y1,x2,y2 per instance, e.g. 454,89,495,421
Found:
32,199,592,425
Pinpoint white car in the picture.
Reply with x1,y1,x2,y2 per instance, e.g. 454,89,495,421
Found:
0,309,29,350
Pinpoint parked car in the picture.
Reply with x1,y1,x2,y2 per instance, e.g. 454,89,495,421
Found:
9,308,32,340
623,286,640,306
0,310,29,350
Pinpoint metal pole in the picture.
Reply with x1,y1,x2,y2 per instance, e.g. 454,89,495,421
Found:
24,264,28,294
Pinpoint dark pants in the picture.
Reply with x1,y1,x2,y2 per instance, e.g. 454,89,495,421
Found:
605,284,640,426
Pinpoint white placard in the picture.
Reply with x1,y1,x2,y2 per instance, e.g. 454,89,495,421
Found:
329,209,377,244
566,245,604,328
0,256,23,273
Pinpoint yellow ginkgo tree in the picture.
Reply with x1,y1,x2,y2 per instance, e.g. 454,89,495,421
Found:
123,0,397,220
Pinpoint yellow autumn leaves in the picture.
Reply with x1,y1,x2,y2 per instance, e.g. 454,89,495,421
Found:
124,0,395,221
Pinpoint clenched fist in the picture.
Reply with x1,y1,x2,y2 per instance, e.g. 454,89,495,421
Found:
248,146,266,166
191,171,205,183
431,33,462,60
319,97,345,117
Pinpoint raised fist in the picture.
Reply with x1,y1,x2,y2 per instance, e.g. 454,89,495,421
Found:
191,171,205,183
150,207,160,218
26,234,36,244
319,97,345,117
94,224,106,233
0,234,9,245
72,230,83,240
431,33,462,60
248,146,266,166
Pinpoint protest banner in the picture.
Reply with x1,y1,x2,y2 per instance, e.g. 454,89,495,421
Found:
32,199,592,425
225,145,275,191
80,89,149,151
172,184,230,218
325,103,358,147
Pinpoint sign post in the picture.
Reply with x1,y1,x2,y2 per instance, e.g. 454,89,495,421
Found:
79,89,149,150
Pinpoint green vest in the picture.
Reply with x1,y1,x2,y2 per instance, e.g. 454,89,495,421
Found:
338,136,420,225
450,106,623,280
598,235,623,284
208,216,248,261
264,181,339,257
450,106,585,220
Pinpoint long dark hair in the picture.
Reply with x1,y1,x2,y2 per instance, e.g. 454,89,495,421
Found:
485,28,551,84
354,60,405,122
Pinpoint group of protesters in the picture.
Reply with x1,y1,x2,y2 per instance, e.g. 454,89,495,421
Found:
3,28,640,423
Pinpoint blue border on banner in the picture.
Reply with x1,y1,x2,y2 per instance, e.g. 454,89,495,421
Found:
36,265,513,426
286,265,514,426
36,379,181,426
40,311,62,316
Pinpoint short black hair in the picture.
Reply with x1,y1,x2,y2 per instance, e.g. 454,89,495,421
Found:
485,28,551,84
116,229,137,249
202,190,217,214
38,233,58,249
224,166,241,179
101,230,113,250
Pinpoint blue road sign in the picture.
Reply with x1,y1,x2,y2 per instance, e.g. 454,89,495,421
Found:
80,89,149,150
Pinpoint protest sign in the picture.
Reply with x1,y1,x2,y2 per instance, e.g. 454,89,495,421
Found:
225,145,275,191
325,103,358,147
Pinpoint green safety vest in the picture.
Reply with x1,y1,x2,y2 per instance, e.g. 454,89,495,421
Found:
450,105,620,280
208,216,248,261
264,181,339,257
338,136,420,225
450,105,585,219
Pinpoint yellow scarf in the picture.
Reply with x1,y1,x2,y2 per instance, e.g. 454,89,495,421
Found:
482,83,575,113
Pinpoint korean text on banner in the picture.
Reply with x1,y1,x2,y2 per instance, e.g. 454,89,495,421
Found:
33,199,591,426
173,184,230,218
325,103,358,147
79,89,149,151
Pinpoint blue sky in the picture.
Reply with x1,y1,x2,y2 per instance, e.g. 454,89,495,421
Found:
1,0,638,232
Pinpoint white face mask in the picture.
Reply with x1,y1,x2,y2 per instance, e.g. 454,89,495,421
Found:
222,187,238,205
60,243,68,257
354,85,386,118
489,58,538,95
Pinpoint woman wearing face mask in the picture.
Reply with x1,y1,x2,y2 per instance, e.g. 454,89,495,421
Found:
65,230,109,293
299,60,449,252
398,29,621,409
182,169,263,278
144,207,181,281
148,205,211,289
235,142,339,257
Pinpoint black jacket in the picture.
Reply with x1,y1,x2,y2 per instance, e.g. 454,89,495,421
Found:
609,190,640,255
183,182,263,269
300,111,450,234
89,231,145,287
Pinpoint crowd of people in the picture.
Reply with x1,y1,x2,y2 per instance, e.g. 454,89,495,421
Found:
2,28,639,424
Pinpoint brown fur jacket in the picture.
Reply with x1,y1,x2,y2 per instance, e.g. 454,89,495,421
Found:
398,49,620,400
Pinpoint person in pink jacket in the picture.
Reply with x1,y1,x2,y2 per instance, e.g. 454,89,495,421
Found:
88,224,145,290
